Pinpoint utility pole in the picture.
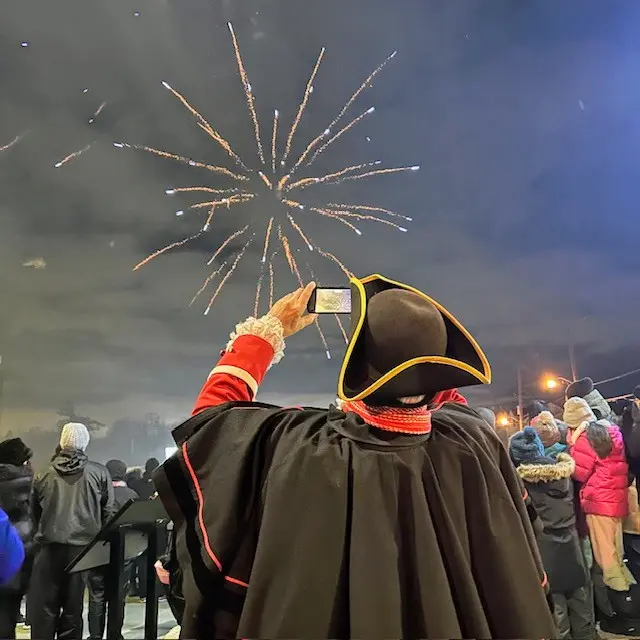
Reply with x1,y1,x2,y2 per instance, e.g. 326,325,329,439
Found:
517,366,524,430
569,344,578,381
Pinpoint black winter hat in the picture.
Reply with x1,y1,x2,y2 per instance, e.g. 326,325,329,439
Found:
634,386,640,400
106,459,128,481
145,457,160,474
565,377,594,400
0,437,33,466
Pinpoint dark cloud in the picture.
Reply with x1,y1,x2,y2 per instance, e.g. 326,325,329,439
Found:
1,0,640,438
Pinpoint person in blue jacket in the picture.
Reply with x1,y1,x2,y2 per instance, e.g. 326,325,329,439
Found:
0,507,24,586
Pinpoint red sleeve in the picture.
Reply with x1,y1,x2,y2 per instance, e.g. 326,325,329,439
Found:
571,435,596,484
432,389,468,406
192,334,275,415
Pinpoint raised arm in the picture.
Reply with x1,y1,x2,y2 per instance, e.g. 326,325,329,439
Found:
193,283,316,415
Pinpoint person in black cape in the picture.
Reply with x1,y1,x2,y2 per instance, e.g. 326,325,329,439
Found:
154,275,557,639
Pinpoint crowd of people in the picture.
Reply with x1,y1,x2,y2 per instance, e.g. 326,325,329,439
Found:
0,276,640,639
501,379,640,638
0,421,171,639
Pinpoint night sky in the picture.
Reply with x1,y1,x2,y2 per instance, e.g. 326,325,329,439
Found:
2,0,640,435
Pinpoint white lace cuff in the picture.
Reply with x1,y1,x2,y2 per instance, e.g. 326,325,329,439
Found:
226,315,285,366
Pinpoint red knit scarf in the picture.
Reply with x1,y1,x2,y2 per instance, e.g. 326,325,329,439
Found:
340,400,432,435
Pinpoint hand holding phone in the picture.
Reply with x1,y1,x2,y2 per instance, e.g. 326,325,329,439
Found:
307,287,351,314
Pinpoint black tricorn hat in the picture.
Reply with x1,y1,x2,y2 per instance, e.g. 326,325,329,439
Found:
337,274,491,403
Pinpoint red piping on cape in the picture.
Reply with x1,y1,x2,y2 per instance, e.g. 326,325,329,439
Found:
181,442,249,589
523,489,528,501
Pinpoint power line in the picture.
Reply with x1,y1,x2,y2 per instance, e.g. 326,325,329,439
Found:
595,368,640,386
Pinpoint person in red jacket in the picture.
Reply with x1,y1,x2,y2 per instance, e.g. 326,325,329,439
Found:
566,396,635,591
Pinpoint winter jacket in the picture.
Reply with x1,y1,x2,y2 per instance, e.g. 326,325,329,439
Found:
517,453,587,594
572,422,629,518
0,507,24,585
583,389,614,422
112,481,138,511
0,462,34,592
32,448,115,546
131,473,156,499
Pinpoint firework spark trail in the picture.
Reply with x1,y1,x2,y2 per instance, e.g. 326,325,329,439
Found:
282,198,304,211
190,260,228,306
317,248,353,278
88,101,106,124
282,244,331,360
204,237,253,315
206,224,250,266
228,22,265,165
261,217,274,263
115,142,249,181
286,213,314,250
318,165,420,187
327,51,397,132
280,233,301,282
286,161,381,191
311,208,362,235
306,106,375,166
326,209,407,232
202,205,216,232
166,186,241,196
252,218,274,315
268,251,277,307
190,193,255,210
271,110,279,174
253,270,264,317
289,50,397,172
54,144,92,168
1,133,24,152
257,171,272,188
307,265,348,344
161,80,248,170
281,47,325,166
327,203,413,221
133,232,202,271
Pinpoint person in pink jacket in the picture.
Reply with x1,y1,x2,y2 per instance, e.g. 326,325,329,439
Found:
564,397,635,591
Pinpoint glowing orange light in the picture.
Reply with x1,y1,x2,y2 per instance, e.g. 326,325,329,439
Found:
497,412,511,427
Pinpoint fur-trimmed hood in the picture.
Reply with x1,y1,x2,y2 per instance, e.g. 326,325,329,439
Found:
517,452,575,483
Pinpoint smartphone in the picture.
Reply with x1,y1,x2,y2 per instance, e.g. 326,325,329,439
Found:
307,287,351,314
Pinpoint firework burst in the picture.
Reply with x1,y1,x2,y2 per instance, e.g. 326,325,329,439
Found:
123,23,419,358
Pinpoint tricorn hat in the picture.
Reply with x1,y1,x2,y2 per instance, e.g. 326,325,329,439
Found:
337,274,491,403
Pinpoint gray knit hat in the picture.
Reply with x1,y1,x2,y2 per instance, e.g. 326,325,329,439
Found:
59,422,90,451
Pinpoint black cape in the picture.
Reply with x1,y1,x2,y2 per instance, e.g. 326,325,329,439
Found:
155,401,556,639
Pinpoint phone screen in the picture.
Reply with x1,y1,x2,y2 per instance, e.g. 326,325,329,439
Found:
308,287,351,314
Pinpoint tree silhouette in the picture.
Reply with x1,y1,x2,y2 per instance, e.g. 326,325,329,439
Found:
56,401,105,432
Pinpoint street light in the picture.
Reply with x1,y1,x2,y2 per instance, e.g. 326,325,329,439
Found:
541,374,572,392
496,412,511,427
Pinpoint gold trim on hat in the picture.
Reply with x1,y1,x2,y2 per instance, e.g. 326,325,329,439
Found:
337,274,492,402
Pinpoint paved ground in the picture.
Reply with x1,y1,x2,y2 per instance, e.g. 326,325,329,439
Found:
16,597,178,639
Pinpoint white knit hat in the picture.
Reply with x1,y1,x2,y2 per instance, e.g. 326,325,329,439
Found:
563,397,596,430
60,422,90,451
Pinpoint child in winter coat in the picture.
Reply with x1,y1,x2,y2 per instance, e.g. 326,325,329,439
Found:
531,411,569,459
510,427,594,639
564,396,634,592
